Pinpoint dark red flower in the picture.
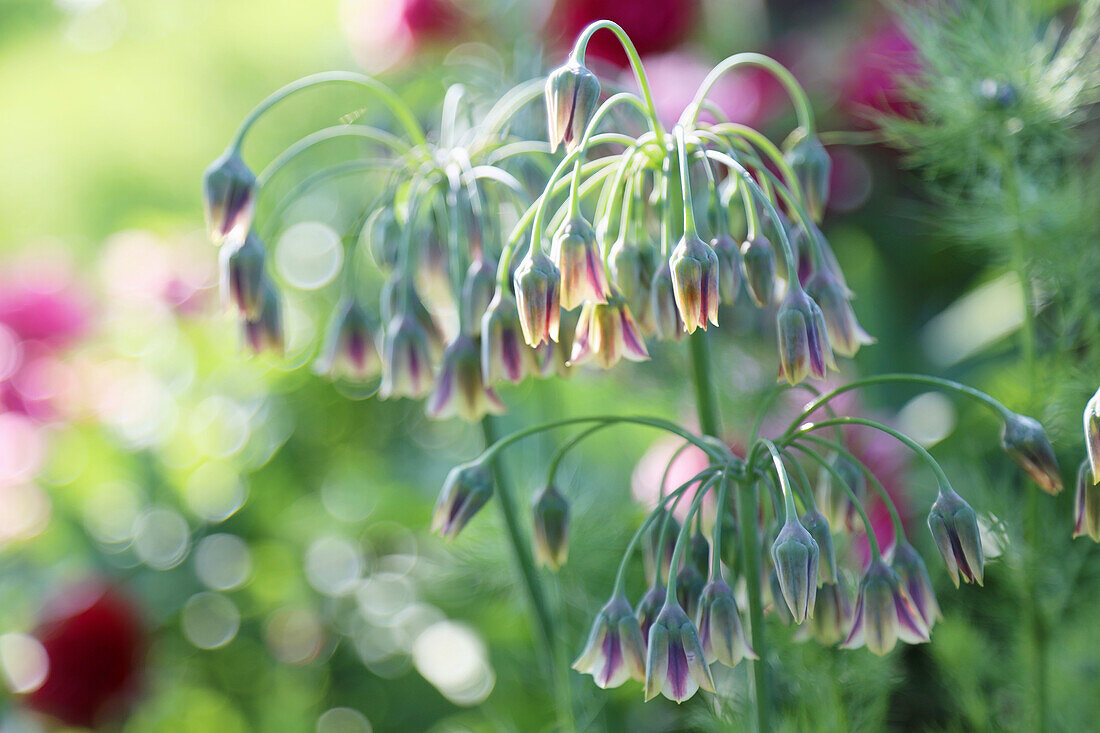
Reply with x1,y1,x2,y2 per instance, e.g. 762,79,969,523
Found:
547,0,701,68
839,20,920,125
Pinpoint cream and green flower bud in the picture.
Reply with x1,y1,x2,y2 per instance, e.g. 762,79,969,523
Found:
531,484,570,570
544,60,601,154
801,509,838,585
805,269,874,358
242,276,283,355
513,249,561,347
608,238,653,330
890,541,942,630
776,286,836,384
842,559,930,656
710,234,743,305
644,600,714,703
568,297,650,369
202,148,257,245
771,516,820,623
768,566,794,625
696,579,756,667
1001,413,1062,495
552,217,609,310
380,313,435,400
817,453,867,532
313,299,381,381
1085,387,1100,484
572,594,647,688
219,232,266,319
784,132,831,223
636,583,666,644
480,290,527,385
927,489,984,587
1074,458,1100,542
461,256,497,336
649,262,684,342
806,582,853,646
740,236,777,307
669,235,720,334
431,462,493,541
427,334,505,421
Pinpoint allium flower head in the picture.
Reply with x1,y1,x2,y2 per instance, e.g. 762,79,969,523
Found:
806,581,853,646
890,541,942,629
569,296,649,369
531,484,570,570
480,290,527,384
380,313,434,400
644,600,714,703
776,286,835,384
202,148,256,245
805,268,874,358
843,559,930,656
431,462,493,541
1086,386,1100,484
513,249,561,347
313,299,381,381
696,579,756,667
427,334,505,421
552,217,609,310
1073,458,1100,542
784,133,831,222
710,234,742,305
242,277,283,355
740,235,777,307
770,515,820,623
1000,412,1061,494
545,61,601,153
669,235,719,333
801,509,838,585
649,261,683,341
572,593,646,689
927,489,984,587
219,232,266,319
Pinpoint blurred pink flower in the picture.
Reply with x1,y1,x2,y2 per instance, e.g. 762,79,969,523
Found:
547,0,700,69
342,0,466,72
98,231,213,315
839,20,920,125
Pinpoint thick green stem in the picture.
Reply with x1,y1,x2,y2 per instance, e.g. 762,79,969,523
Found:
689,332,722,438
737,478,772,733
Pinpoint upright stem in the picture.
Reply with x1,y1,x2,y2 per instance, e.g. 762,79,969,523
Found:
479,417,574,732
689,332,721,437
737,478,771,733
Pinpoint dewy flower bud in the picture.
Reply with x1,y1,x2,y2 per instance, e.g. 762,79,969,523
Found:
513,249,561,347
544,60,601,153
1085,387,1100,484
890,541,942,630
1073,458,1100,542
431,462,493,541
202,147,257,245
531,484,570,570
807,582,852,646
1001,412,1062,495
710,234,743,305
608,238,653,329
480,290,527,384
770,516,820,623
776,286,836,384
219,232,266,319
669,235,720,334
927,489,984,587
242,276,283,355
427,334,505,421
740,236,777,307
313,299,381,381
380,313,435,400
636,583,666,644
568,297,650,369
696,579,756,667
644,600,714,703
649,262,683,342
805,269,874,358
801,509,838,585
817,453,867,532
460,256,497,336
784,132,831,223
552,217,609,310
572,594,646,688
842,559,930,656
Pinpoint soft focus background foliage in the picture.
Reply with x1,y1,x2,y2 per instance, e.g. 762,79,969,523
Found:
0,0,1098,731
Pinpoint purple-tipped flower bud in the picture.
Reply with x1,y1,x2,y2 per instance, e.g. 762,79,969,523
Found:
842,559,930,655
801,509,838,585
784,133,831,223
544,61,601,154
219,232,266,319
1086,387,1100,484
696,579,756,667
636,583,666,645
531,484,570,570
380,313,435,400
427,334,504,421
669,235,720,334
710,234,743,305
1001,413,1062,495
806,582,853,646
242,276,283,355
513,249,561,347
461,256,497,337
313,299,381,381
890,541,942,630
572,594,646,688
927,489,984,587
1074,458,1100,542
568,297,650,369
431,462,493,541
776,286,835,384
480,290,527,384
202,148,256,245
608,238,653,329
644,600,714,703
805,269,874,358
771,516,819,623
649,262,684,342
740,236,777,307
817,453,867,532
552,217,609,310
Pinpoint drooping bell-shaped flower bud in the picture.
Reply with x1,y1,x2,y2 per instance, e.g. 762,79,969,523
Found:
801,509,838,585
242,276,283,355
890,541,942,630
461,256,497,337
817,453,867,532
531,484,570,570
431,462,494,541
784,132,831,223
219,232,266,319
740,236,777,307
202,147,257,245
545,60,601,153
380,313,435,400
805,268,874,358
710,234,743,305
675,563,706,621
380,274,444,356
636,583,666,644
649,262,683,342
927,489,984,587
480,290,527,385
669,235,720,334
427,334,505,421
513,249,561,347
644,600,714,703
806,582,853,646
771,516,820,623
608,238,653,329
768,566,794,625
313,299,381,381
1073,458,1100,542
1085,387,1100,484
842,560,930,656
552,217,609,310
776,286,835,384
572,594,647,688
569,297,650,369
696,579,756,667
1000,413,1062,495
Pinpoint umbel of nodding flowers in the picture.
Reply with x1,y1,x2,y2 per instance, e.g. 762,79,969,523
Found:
201,19,875,423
